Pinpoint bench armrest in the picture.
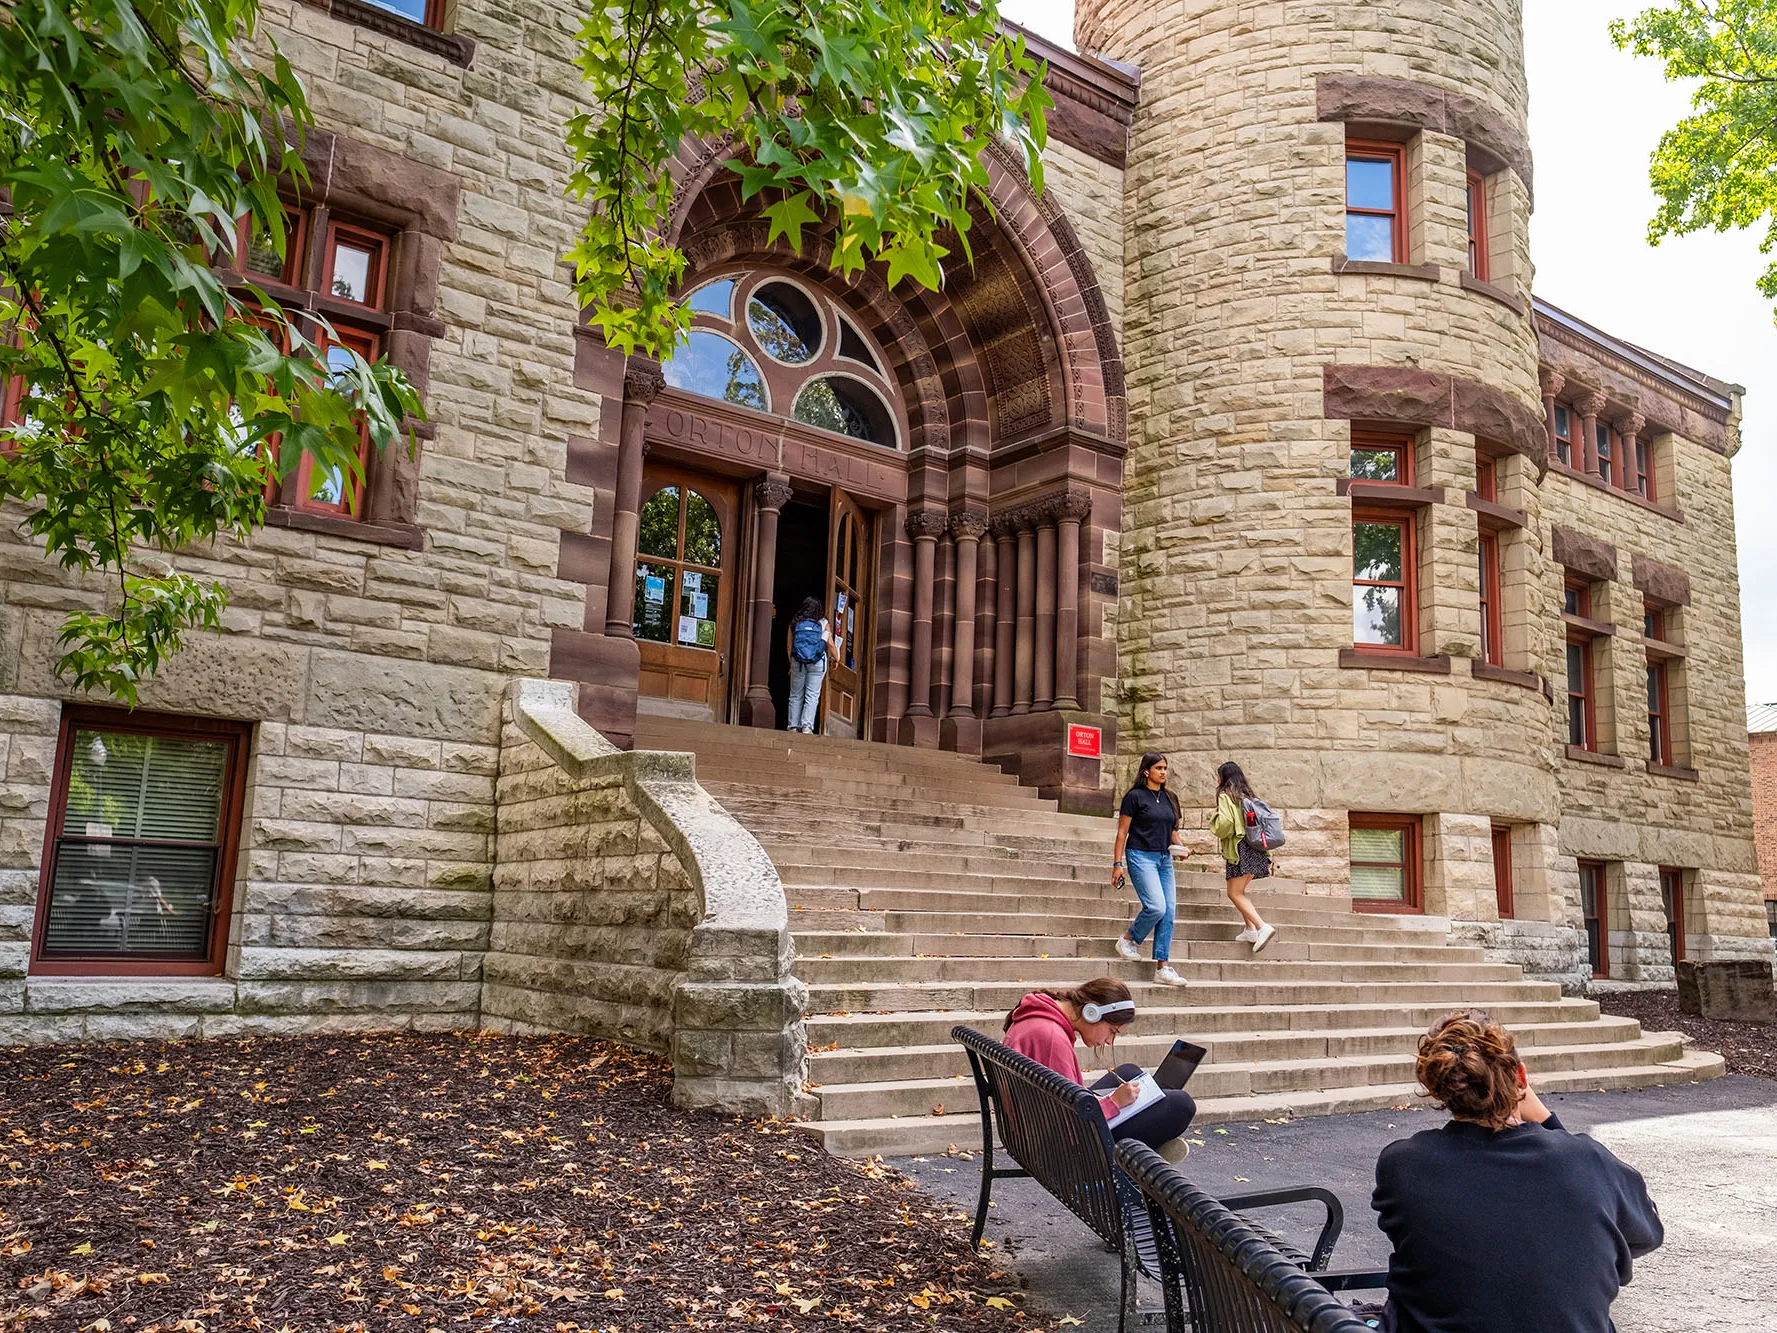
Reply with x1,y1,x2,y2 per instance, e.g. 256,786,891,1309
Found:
1215,1185,1344,1270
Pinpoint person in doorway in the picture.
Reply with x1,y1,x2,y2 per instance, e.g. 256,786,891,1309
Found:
1002,978,1195,1158
1209,760,1276,953
784,596,836,734
1367,1009,1662,1333
1112,752,1188,987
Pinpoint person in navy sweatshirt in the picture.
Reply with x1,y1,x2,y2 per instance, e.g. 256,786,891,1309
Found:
1370,1009,1663,1333
1002,978,1196,1155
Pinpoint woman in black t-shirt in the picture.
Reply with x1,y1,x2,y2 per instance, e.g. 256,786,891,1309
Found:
1112,752,1188,986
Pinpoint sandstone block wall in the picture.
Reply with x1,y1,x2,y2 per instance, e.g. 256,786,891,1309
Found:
485,681,807,1117
1749,731,1777,906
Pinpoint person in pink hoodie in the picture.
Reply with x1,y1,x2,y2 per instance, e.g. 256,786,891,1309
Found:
1002,977,1196,1155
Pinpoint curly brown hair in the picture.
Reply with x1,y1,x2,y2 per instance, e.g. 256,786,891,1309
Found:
1415,1009,1523,1128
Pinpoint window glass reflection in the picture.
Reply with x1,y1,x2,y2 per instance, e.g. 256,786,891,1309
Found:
638,487,679,559
663,331,767,410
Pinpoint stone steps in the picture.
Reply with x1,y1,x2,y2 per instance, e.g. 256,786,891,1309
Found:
801,1049,1728,1158
630,719,1724,1159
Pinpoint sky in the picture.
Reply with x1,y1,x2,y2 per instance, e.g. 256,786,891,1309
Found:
1000,0,1777,711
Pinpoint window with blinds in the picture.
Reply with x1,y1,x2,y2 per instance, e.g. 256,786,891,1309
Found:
34,711,249,973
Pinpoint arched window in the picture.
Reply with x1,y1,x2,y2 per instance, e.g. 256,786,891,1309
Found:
662,331,767,411
662,270,903,449
634,485,723,649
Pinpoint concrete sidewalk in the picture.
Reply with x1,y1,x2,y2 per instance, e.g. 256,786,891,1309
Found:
899,1075,1777,1332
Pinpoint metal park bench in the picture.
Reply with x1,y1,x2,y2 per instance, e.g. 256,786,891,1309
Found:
1116,1138,1390,1332
954,1025,1360,1332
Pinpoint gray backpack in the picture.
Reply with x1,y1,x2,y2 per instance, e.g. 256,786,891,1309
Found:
1242,797,1286,851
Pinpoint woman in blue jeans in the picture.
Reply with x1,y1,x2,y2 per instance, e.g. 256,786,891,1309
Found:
1112,751,1188,986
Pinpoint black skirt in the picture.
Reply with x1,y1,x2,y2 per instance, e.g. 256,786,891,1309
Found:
1225,840,1272,880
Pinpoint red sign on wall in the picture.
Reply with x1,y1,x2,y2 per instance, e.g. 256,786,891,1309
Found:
1066,725,1102,759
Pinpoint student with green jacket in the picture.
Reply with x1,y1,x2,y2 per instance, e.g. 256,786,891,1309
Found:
1209,761,1276,953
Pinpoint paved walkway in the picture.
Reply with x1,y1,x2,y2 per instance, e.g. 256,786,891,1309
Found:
899,1076,1777,1332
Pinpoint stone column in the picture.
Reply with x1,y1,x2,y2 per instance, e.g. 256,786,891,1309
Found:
740,475,794,729
990,517,1017,719
1578,389,1607,479
1034,509,1058,710
977,527,999,717
934,529,956,720
897,508,947,746
1620,411,1646,494
1053,489,1092,711
1013,509,1037,715
943,510,987,753
604,358,665,637
1539,367,1565,461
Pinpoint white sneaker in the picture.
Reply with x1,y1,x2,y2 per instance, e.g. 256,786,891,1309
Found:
1154,964,1186,986
1251,924,1277,954
1234,927,1258,944
1116,936,1142,961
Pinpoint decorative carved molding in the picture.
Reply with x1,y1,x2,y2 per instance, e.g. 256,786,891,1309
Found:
624,358,666,406
905,509,949,541
1633,555,1692,607
753,479,794,512
1620,411,1647,439
1052,489,1094,524
949,509,989,541
1577,390,1609,419
1539,367,1566,400
990,512,1022,540
1320,365,1548,474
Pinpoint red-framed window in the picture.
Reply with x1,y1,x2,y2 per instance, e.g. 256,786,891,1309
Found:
227,209,393,520
1491,825,1514,919
1594,421,1617,487
1634,436,1654,501
1578,860,1608,978
1475,453,1498,502
1353,507,1417,654
1644,605,1664,642
359,0,441,27
1659,867,1686,966
1351,429,1413,485
1647,659,1671,766
1350,814,1421,913
31,708,251,977
1345,140,1406,263
1564,579,1597,750
1466,169,1489,280
1478,531,1503,667
1552,403,1574,467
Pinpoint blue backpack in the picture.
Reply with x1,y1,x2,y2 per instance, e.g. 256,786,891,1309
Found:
791,618,826,664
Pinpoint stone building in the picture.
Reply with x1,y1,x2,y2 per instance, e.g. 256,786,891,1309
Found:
1748,703,1777,938
0,0,1769,1117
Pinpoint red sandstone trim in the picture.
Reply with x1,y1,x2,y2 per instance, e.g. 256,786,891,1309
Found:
1337,479,1441,505
1459,271,1528,317
1339,648,1451,674
1330,256,1440,281
1465,492,1526,530
1565,746,1626,769
1321,364,1547,475
1471,662,1540,690
1648,762,1700,782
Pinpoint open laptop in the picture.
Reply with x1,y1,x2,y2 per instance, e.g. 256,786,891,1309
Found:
1153,1038,1209,1090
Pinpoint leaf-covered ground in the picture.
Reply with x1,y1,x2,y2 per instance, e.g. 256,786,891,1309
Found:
1597,987,1777,1081
0,1034,1029,1333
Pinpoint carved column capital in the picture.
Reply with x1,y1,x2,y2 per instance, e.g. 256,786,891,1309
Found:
1577,389,1608,419
624,357,666,405
905,508,949,541
1619,411,1646,440
753,477,794,512
949,508,989,541
1538,367,1566,400
990,511,1021,540
1052,488,1094,524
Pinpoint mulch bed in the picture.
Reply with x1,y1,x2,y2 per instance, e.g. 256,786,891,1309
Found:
0,1033,1028,1333
1596,988,1777,1081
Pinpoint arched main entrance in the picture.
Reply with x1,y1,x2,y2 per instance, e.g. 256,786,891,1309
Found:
556,141,1133,811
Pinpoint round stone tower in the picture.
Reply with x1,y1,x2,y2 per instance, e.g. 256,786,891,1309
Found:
1079,1,1564,923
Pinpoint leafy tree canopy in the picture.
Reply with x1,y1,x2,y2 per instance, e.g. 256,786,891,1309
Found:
568,0,1052,361
1613,0,1777,302
0,0,419,703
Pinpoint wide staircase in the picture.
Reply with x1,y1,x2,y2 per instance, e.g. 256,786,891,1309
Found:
634,717,1722,1158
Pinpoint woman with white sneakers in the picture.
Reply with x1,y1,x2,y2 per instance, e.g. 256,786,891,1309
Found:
1111,751,1189,986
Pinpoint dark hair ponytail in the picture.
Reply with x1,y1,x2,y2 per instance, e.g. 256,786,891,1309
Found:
1216,760,1254,801
1131,751,1182,825
793,596,823,624
1005,976,1134,1032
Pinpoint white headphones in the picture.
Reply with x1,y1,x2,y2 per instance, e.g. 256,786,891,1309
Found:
1081,998,1135,1023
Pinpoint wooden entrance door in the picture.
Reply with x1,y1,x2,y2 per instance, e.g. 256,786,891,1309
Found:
823,489,872,736
634,466,738,720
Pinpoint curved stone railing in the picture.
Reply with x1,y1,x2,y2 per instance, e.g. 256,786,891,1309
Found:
485,678,807,1116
